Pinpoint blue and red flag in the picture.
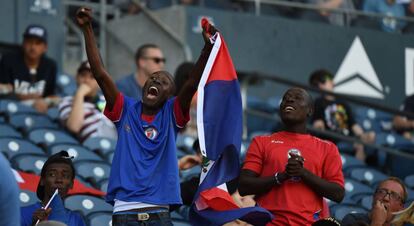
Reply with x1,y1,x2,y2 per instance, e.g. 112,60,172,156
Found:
190,19,273,226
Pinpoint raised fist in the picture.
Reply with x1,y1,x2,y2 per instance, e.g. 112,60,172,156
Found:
76,7,93,27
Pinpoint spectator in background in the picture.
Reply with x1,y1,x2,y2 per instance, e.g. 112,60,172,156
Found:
342,177,407,226
115,44,165,100
58,61,116,142
20,151,86,226
239,87,345,225
0,153,20,225
393,94,414,141
363,0,406,32
304,0,356,26
175,62,198,137
0,24,59,112
309,69,376,162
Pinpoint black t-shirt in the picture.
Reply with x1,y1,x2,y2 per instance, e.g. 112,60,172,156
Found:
341,213,370,226
0,51,57,97
311,97,356,136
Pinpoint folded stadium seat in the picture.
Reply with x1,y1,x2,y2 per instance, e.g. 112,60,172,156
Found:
176,148,187,159
64,195,112,217
49,144,103,162
246,113,279,138
247,95,275,114
87,211,112,226
0,137,45,160
359,195,373,210
56,74,77,96
9,112,58,133
98,179,108,193
11,154,48,175
405,175,414,189
180,166,201,182
332,204,368,221
349,167,388,187
0,99,37,115
28,128,79,148
266,95,282,112
83,137,116,155
74,160,111,184
344,179,374,203
0,124,23,139
375,132,414,148
176,134,196,154
105,151,114,164
340,154,366,175
46,107,59,121
0,115,4,123
172,219,192,226
19,189,39,207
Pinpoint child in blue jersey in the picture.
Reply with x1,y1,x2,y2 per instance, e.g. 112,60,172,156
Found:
20,151,86,226
76,7,217,225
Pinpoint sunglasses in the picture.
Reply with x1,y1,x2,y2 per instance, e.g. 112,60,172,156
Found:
142,56,166,64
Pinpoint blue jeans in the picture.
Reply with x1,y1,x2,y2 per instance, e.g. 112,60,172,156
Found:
112,211,173,226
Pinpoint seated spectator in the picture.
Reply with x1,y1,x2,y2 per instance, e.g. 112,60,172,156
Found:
115,44,165,100
0,24,59,112
303,0,356,26
309,69,376,162
393,94,414,142
20,151,86,226
342,177,407,226
363,0,406,32
58,61,116,142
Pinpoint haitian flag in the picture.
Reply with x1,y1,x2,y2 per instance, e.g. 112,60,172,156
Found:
190,19,273,226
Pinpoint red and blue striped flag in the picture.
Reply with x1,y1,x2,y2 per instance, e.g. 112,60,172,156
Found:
190,19,273,226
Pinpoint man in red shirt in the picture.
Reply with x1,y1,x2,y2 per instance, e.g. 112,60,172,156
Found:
239,87,345,226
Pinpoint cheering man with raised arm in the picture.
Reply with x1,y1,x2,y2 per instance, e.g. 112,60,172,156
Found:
76,7,216,225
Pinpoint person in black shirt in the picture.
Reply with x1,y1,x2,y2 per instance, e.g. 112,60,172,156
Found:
0,24,59,112
393,94,414,141
309,69,376,161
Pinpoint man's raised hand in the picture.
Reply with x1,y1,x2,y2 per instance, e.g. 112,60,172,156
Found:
76,7,93,27
201,18,218,44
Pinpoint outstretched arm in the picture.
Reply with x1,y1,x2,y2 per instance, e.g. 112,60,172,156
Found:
76,7,119,110
238,169,290,196
176,22,217,114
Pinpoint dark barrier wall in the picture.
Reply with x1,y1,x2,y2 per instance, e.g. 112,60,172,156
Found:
185,6,414,108
0,0,64,68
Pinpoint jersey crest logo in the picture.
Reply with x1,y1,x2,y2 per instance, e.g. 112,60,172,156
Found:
144,127,158,140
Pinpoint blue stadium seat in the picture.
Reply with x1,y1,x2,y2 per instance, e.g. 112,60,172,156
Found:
47,107,60,121
341,154,365,174
83,137,116,155
49,144,102,162
0,99,36,115
176,148,187,159
360,195,373,210
12,154,48,175
0,138,44,160
99,179,109,193
28,128,79,147
19,189,39,207
64,195,112,216
375,132,414,148
180,166,201,182
57,74,77,96
74,160,111,183
0,115,4,123
344,179,374,201
176,134,196,154
0,124,22,138
88,211,112,226
9,112,58,132
332,204,368,221
405,175,414,189
105,151,114,164
349,167,388,186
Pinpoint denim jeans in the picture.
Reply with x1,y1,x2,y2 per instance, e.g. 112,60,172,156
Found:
112,211,173,226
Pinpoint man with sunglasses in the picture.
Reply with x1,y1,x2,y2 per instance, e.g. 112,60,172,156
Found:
342,177,407,226
116,44,166,100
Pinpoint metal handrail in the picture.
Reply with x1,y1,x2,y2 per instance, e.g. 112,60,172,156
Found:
131,0,193,61
237,0,414,23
